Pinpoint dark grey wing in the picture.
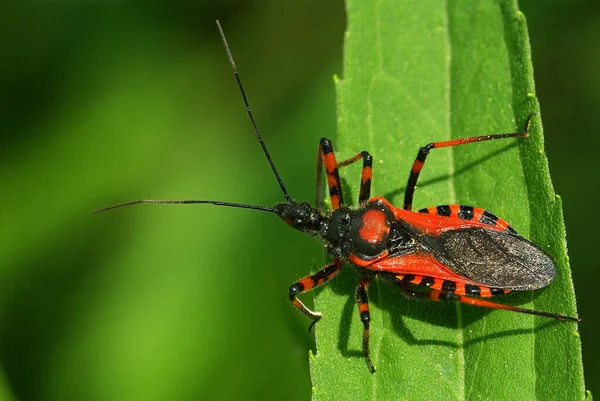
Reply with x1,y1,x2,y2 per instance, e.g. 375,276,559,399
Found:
436,227,556,290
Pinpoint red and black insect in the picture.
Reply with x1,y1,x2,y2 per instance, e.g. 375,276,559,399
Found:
94,20,580,373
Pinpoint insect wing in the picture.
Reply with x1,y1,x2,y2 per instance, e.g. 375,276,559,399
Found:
368,252,474,284
437,227,556,290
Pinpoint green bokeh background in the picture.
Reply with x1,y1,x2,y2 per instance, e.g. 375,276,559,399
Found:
0,1,596,400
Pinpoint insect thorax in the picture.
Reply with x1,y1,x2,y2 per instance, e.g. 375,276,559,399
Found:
320,199,417,262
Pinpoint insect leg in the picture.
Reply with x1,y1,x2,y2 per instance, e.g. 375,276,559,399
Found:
289,259,343,331
316,138,344,210
316,139,372,210
338,151,373,205
397,281,580,322
403,113,535,211
356,277,376,373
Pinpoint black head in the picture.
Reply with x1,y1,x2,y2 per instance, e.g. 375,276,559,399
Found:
274,202,323,236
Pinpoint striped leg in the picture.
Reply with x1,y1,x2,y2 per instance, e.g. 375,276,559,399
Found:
339,150,373,205
403,113,535,211
396,281,580,322
316,137,373,210
289,259,343,331
356,277,375,373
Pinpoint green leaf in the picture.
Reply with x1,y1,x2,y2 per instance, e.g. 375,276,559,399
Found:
310,1,585,400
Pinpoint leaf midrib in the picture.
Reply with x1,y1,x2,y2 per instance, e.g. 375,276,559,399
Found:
366,1,471,397
443,1,466,399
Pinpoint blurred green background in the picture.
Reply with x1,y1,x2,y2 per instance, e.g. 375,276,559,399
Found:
0,1,597,400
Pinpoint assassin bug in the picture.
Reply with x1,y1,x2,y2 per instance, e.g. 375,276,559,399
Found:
94,20,580,373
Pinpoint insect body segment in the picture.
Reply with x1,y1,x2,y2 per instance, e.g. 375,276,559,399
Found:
93,21,580,375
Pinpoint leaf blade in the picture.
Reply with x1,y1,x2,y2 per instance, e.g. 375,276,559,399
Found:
310,1,585,400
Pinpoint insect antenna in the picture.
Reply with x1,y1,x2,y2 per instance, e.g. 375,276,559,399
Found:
92,21,292,215
91,200,274,215
216,19,292,202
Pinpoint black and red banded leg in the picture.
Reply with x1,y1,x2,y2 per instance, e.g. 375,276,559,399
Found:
338,150,373,205
356,277,375,373
316,138,373,210
403,113,535,211
395,279,580,322
316,138,344,210
289,259,343,331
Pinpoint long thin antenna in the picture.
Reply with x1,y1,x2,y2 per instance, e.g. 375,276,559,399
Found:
216,19,292,202
92,199,275,214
